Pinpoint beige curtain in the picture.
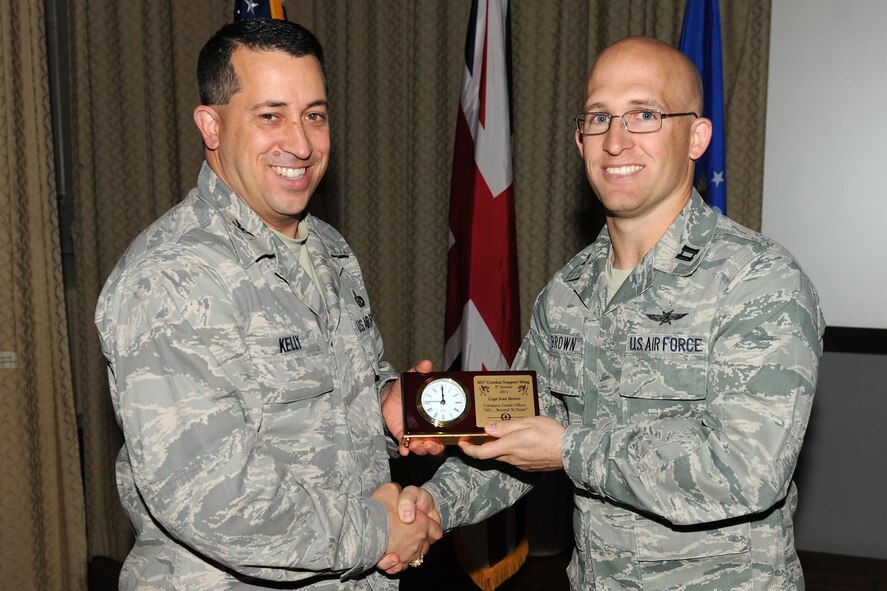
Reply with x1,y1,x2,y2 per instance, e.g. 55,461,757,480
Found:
67,0,231,562
290,0,474,372
67,0,770,567
0,0,87,589
291,0,771,367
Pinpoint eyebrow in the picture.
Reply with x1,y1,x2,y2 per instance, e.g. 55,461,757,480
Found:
584,98,664,112
250,99,328,111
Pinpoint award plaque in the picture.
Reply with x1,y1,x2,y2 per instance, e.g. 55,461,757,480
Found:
401,370,539,446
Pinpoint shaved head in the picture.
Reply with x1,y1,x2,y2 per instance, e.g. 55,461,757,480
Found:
586,37,703,114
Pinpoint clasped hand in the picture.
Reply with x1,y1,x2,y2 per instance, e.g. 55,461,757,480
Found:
372,482,441,574
373,415,566,574
374,483,440,574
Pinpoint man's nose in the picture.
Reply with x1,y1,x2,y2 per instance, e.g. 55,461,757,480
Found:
602,116,632,154
283,121,312,159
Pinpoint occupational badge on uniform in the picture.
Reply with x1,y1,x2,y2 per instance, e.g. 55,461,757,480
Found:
645,310,689,325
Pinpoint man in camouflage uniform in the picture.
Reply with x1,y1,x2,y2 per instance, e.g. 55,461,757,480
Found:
396,37,824,589
95,19,439,590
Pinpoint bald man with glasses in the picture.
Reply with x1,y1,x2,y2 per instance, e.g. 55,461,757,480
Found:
393,36,825,590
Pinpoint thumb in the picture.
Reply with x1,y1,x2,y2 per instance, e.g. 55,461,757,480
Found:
396,486,422,523
485,418,525,438
410,359,433,373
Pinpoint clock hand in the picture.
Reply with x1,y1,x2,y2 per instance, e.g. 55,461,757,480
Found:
440,386,446,405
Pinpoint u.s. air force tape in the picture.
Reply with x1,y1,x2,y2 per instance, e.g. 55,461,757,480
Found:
627,334,707,355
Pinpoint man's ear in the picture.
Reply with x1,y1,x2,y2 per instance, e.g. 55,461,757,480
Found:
689,117,713,160
193,105,221,150
574,130,585,156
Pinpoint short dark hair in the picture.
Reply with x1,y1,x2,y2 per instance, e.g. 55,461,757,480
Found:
197,18,327,106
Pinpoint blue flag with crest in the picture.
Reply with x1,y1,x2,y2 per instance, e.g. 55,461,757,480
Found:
679,0,726,215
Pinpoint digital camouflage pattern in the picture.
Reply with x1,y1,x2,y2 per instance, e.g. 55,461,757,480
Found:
96,162,400,590
424,190,824,590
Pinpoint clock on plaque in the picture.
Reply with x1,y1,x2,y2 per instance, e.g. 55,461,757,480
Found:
401,370,539,446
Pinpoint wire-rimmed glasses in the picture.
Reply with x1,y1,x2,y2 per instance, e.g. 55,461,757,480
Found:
575,109,698,136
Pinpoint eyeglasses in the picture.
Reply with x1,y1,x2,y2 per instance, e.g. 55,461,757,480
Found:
574,109,698,136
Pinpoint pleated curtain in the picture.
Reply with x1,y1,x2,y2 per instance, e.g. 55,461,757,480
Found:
0,0,87,588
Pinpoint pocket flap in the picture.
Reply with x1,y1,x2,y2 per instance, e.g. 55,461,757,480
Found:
635,518,750,561
246,333,333,404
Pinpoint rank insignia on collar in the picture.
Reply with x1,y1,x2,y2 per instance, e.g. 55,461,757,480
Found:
646,310,689,325
232,218,255,237
675,244,700,262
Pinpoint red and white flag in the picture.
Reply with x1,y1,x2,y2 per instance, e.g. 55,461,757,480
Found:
445,0,519,373
445,1,525,589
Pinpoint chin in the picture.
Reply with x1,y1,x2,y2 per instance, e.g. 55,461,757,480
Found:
272,196,311,216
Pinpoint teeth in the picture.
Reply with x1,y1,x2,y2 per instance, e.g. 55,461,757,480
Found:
605,165,643,176
272,166,306,179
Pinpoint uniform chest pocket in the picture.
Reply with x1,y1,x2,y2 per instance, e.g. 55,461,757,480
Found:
620,333,709,401
245,332,334,405
547,349,584,398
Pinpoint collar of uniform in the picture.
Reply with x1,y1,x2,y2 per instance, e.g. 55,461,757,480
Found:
565,189,717,308
648,188,717,277
306,215,353,261
301,215,342,276
196,161,277,268
564,231,610,309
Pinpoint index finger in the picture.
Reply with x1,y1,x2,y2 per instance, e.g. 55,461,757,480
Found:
457,437,509,461
401,437,446,456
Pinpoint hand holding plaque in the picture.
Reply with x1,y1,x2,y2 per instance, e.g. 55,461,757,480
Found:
401,371,539,447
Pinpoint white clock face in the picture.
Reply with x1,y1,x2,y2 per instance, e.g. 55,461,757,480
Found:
418,377,470,426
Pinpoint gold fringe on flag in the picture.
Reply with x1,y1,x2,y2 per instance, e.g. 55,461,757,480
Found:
454,533,529,591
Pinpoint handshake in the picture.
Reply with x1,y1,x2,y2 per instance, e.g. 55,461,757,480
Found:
371,482,440,574
368,358,567,575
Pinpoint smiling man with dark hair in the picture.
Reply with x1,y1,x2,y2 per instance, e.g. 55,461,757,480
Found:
96,18,439,590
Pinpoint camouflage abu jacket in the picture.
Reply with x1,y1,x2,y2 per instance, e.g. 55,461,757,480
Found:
95,162,399,590
424,190,825,590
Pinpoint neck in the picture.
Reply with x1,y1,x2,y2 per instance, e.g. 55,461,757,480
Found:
606,191,691,269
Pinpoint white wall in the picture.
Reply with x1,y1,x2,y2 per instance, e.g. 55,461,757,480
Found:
762,0,887,330
763,0,887,560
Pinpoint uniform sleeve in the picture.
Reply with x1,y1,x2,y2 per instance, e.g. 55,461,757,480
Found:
422,445,538,532
348,252,399,455
368,284,398,454
101,253,389,582
423,300,566,530
562,251,825,525
377,366,401,457
365,273,397,394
